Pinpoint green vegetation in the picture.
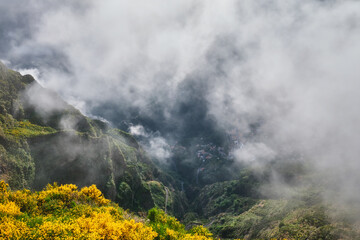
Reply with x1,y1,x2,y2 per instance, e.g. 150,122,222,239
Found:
192,173,259,218
4,120,56,138
199,188,360,240
148,181,167,209
0,114,35,189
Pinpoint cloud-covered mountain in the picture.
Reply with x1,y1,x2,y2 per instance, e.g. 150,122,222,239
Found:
2,1,360,237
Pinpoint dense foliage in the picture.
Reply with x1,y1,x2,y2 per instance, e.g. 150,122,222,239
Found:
198,185,360,240
0,181,213,240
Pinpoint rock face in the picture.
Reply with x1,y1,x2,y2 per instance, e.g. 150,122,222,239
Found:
0,62,186,215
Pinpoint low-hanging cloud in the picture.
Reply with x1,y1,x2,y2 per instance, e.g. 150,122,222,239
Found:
233,142,276,166
130,125,172,162
2,0,360,211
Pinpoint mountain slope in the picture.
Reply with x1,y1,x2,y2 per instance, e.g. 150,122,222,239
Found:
0,62,186,216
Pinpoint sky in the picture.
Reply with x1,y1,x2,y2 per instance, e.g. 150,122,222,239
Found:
1,0,360,206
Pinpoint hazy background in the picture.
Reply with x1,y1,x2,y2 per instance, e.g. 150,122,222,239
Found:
1,0,360,205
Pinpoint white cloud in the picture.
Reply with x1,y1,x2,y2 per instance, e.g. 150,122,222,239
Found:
147,137,172,160
129,125,148,137
234,142,276,165
130,125,171,161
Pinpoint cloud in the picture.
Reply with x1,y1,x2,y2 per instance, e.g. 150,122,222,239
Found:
22,82,68,115
147,137,172,160
233,142,276,166
130,124,172,162
129,125,148,137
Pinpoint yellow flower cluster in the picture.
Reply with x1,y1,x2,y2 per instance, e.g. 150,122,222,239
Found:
7,189,38,214
80,184,111,205
0,181,9,202
0,217,29,239
148,208,214,240
0,181,156,239
165,228,214,240
0,181,215,240
0,201,21,216
0,181,9,192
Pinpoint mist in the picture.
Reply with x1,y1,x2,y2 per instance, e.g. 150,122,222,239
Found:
1,0,360,212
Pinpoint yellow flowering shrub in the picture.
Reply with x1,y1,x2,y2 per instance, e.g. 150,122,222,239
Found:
0,181,9,202
0,181,214,240
166,228,182,239
0,181,9,193
8,189,39,214
148,208,214,240
165,228,214,240
76,211,124,239
0,216,30,239
189,225,213,237
80,184,110,205
37,182,78,204
76,214,157,240
0,201,21,216
182,233,216,240
34,220,75,240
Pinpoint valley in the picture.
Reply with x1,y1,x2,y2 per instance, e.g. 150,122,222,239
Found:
1,62,360,239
